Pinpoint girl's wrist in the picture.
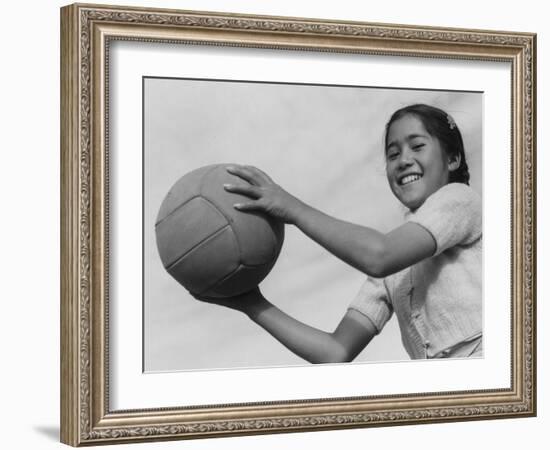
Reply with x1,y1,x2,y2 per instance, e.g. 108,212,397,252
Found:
286,197,309,225
243,293,271,320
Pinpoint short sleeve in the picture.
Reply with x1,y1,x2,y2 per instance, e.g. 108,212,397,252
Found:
348,277,393,334
407,183,482,256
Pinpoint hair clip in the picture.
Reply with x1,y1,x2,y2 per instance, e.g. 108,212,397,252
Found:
447,114,457,130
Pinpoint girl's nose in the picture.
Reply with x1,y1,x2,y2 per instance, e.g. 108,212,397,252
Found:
398,149,414,167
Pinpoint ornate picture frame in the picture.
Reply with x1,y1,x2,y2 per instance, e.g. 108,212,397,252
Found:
60,3,536,446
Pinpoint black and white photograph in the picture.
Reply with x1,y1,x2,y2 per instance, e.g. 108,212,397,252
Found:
56,2,538,446
1,0,547,445
144,78,483,372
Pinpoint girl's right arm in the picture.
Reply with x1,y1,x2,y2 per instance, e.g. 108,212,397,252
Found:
195,288,377,364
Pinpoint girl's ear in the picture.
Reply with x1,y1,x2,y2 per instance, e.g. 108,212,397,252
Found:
448,153,461,172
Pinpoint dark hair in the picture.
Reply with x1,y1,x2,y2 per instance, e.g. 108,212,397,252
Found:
384,104,470,185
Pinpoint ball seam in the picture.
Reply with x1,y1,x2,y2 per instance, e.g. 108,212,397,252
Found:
164,224,231,271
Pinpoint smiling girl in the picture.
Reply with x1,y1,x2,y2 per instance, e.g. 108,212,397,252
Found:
195,103,482,362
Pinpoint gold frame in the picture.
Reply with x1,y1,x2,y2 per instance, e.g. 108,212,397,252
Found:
60,3,536,446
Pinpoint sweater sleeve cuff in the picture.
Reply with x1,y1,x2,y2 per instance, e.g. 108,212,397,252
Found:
348,277,392,333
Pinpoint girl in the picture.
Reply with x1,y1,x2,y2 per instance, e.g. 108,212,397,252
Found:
196,104,482,362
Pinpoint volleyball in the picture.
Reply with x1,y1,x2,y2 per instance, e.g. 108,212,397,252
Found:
155,164,284,298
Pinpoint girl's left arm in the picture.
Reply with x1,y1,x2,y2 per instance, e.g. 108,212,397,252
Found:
293,207,435,277
224,165,436,278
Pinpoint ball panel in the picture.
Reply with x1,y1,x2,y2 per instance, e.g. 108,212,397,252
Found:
200,165,283,266
156,164,218,224
234,213,283,266
167,226,240,295
246,218,285,266
205,262,274,298
155,196,228,268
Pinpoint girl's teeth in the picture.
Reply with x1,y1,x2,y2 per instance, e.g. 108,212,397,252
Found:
401,175,421,185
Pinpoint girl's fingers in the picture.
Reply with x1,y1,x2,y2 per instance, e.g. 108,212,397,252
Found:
227,165,271,186
226,165,258,185
245,165,273,183
233,201,264,212
223,183,261,199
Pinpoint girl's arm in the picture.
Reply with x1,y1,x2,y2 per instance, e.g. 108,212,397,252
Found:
292,206,435,277
224,165,436,278
195,288,377,364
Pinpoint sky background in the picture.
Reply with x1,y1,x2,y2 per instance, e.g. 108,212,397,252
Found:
143,78,482,372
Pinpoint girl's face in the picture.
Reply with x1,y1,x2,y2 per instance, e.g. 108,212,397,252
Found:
385,114,453,211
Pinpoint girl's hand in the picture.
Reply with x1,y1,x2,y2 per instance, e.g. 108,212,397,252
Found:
191,286,264,316
224,165,304,224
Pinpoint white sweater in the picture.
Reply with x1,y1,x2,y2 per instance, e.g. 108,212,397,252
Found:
349,183,482,359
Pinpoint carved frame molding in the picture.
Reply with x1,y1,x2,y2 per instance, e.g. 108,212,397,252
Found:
61,3,536,446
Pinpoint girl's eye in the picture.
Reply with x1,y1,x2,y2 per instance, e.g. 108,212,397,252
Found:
387,151,399,160
412,143,425,150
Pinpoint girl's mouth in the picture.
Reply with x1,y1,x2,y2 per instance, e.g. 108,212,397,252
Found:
399,174,422,186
